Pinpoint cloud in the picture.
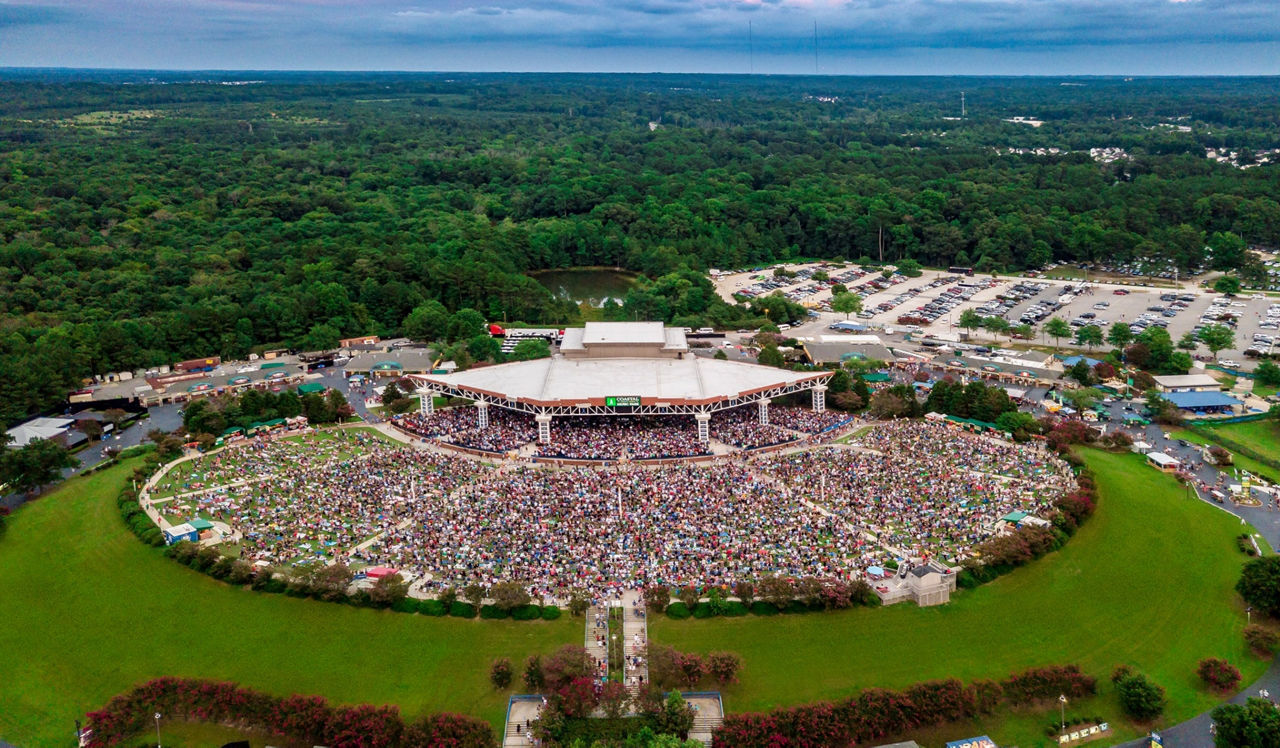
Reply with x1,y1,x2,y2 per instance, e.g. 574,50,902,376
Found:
0,0,1278,71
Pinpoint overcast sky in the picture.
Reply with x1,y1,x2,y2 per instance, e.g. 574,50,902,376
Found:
2,0,1279,74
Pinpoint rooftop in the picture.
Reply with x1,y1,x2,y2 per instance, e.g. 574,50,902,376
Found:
1153,374,1220,388
1164,391,1242,409
414,354,829,410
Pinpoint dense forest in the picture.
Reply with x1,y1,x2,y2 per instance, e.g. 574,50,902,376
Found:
1,71,1279,425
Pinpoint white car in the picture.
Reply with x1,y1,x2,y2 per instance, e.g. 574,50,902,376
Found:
1220,360,1240,368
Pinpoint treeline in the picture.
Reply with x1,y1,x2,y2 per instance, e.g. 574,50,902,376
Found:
3,74,1280,425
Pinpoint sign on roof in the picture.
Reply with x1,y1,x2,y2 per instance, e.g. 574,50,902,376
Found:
946,738,996,748
605,396,641,407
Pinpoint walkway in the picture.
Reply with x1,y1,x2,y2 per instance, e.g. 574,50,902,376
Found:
622,590,649,696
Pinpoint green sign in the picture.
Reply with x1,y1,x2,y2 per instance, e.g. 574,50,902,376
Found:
605,396,641,407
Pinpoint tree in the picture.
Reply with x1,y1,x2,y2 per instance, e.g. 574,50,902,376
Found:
1212,697,1280,748
489,658,513,689
1214,275,1243,296
402,300,450,342
1107,322,1134,350
508,338,551,361
1074,325,1103,350
447,308,486,342
1198,324,1236,360
757,346,785,368
368,573,408,608
957,308,984,333
896,258,923,277
542,644,595,690
707,651,743,685
598,680,630,720
995,410,1041,440
488,580,531,612
0,438,77,495
1178,332,1200,353
649,692,696,738
463,584,486,608
1013,323,1035,340
1255,360,1280,388
300,323,340,351
831,292,863,319
1238,555,1280,617
1045,317,1072,347
1115,671,1166,721
981,315,1010,337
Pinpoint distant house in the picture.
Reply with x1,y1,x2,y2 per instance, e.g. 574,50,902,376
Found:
5,417,83,448
1153,374,1220,393
906,564,955,607
339,335,380,348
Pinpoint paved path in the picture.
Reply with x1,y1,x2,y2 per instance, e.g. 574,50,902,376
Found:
585,604,611,683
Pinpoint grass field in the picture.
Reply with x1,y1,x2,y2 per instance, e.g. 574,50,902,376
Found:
0,460,576,747
1202,419,1280,456
652,449,1267,746
1171,428,1280,484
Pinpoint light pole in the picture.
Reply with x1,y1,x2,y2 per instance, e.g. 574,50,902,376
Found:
154,712,162,748
1248,606,1253,626
1058,694,1067,732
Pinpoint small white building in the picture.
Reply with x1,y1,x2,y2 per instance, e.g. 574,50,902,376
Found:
1153,374,1220,393
1147,452,1182,472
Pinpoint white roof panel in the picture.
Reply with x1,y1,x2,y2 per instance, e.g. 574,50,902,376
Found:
581,321,666,345
417,355,826,405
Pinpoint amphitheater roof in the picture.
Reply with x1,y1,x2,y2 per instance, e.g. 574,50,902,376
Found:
410,355,830,414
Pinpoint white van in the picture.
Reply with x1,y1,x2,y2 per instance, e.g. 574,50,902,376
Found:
778,324,792,331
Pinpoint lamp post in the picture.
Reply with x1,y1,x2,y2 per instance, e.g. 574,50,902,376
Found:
1248,606,1253,626
1058,694,1067,732
154,712,162,748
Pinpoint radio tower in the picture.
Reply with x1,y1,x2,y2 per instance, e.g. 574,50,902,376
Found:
749,20,754,74
813,21,819,75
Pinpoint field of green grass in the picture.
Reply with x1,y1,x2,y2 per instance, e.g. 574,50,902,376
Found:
0,460,576,747
653,449,1267,746
1171,428,1280,484
1204,419,1280,456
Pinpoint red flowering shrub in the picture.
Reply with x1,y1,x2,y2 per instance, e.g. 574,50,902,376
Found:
1197,658,1242,692
1000,664,1096,704
83,677,494,747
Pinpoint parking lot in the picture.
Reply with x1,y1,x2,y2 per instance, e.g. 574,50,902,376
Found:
712,262,1278,370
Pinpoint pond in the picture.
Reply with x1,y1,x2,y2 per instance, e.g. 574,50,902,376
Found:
532,268,638,307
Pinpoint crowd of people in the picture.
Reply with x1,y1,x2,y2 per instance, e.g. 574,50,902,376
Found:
756,420,1071,564
535,416,709,461
398,408,537,453
152,417,1068,603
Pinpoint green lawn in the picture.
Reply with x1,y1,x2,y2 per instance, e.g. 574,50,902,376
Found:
1203,419,1280,457
0,460,575,747
653,449,1267,746
1171,428,1280,484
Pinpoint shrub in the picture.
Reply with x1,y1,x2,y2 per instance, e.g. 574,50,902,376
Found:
1001,665,1096,704
511,604,541,621
543,645,595,691
1111,664,1134,684
749,601,779,616
419,599,447,616
644,585,671,612
523,654,545,690
390,597,419,614
665,602,691,619
479,604,509,620
723,601,749,617
82,677,494,748
540,605,561,621
784,600,809,614
1197,658,1242,692
448,601,476,618
1116,672,1166,721
489,658,513,689
692,602,715,619
1244,624,1279,656
708,651,743,685
677,652,707,687
1237,556,1280,617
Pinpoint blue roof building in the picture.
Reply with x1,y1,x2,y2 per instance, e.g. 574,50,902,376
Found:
1164,391,1241,414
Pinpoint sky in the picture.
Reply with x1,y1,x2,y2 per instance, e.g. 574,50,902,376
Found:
1,0,1279,75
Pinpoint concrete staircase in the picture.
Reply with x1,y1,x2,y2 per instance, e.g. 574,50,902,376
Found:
621,591,649,695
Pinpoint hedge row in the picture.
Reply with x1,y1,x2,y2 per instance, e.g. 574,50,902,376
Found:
117,485,165,548
83,676,495,748
713,665,1097,748
655,578,880,620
